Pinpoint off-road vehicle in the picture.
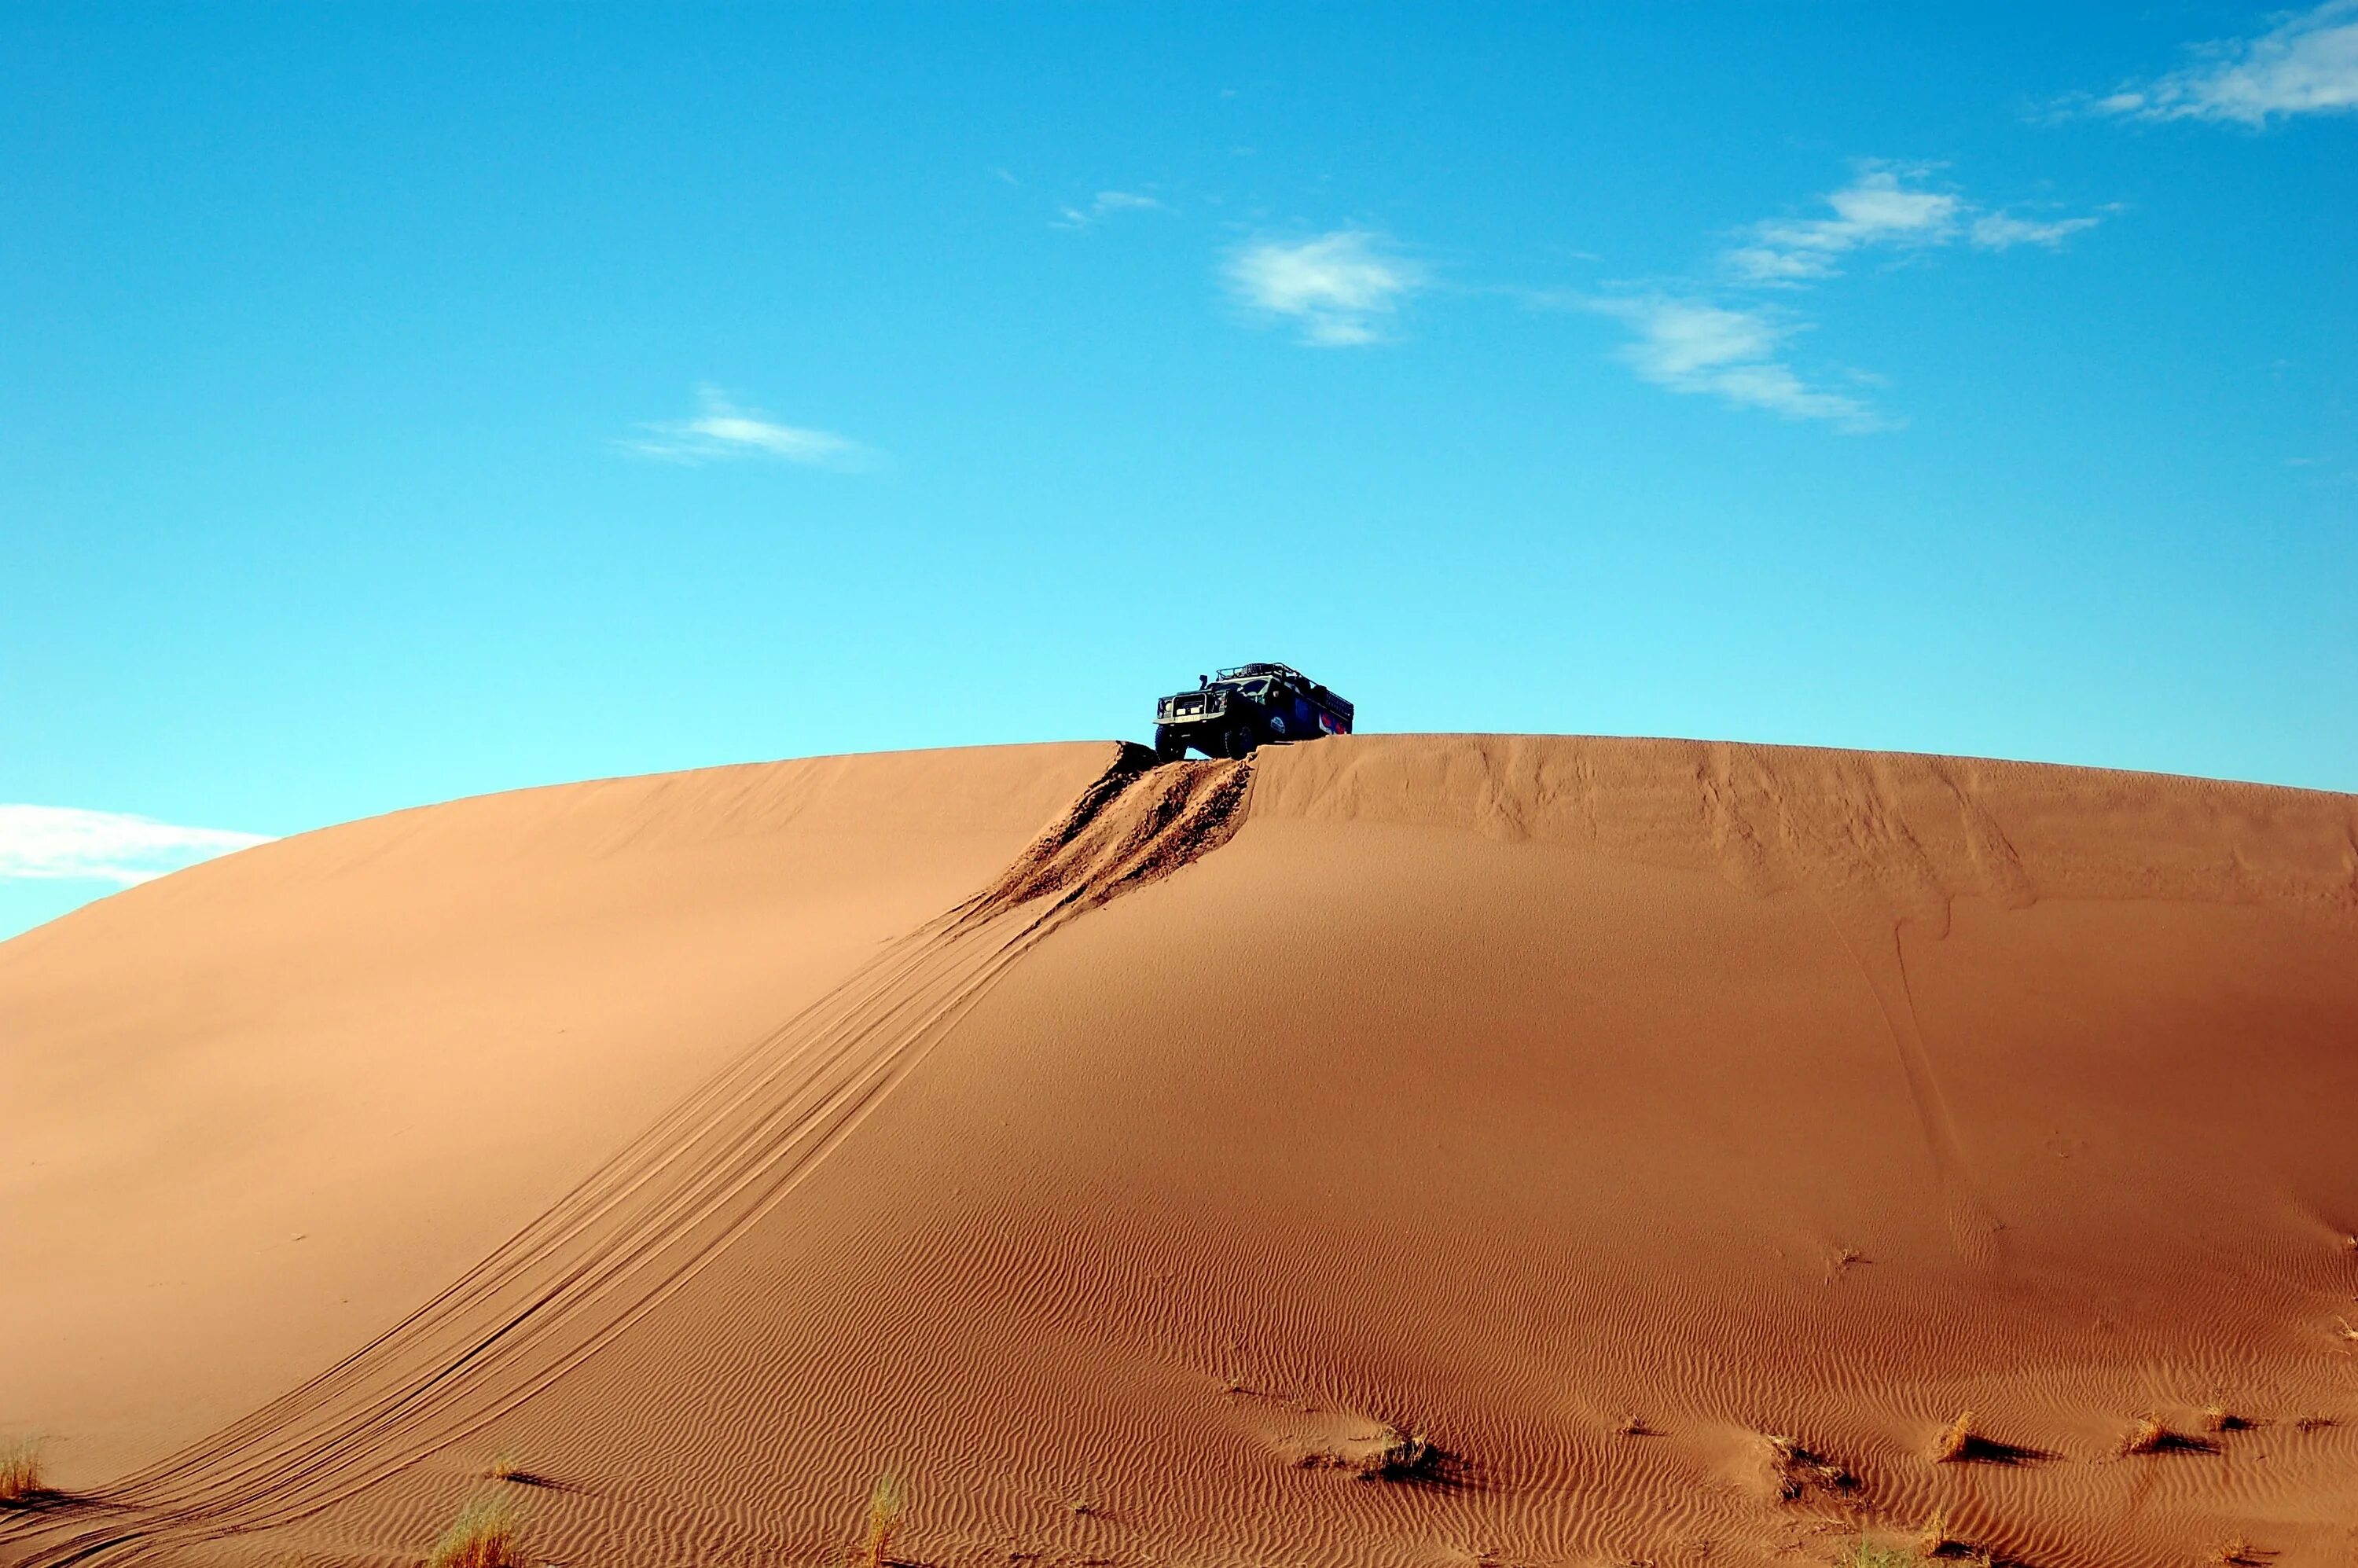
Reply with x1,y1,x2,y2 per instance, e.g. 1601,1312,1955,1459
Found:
1152,663,1353,761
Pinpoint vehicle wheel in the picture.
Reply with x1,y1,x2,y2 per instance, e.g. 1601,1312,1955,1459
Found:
1153,725,1187,763
1225,726,1256,758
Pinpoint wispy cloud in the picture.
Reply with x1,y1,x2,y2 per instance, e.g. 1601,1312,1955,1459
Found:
1580,161,2101,430
1969,211,2104,249
1724,163,2101,283
1052,189,1166,230
1224,230,1426,347
1588,297,1882,430
1726,167,1962,284
2089,0,2358,124
0,805,272,886
624,386,875,469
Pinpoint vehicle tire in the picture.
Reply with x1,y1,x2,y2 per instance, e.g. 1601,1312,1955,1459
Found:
1225,726,1256,758
1153,725,1187,763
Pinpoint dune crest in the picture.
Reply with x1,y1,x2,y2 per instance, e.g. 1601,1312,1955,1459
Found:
4,736,2354,1568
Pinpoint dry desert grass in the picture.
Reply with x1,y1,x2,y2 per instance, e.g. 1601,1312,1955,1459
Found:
1914,1507,2001,1563
426,1490,525,1568
0,1438,42,1507
1930,1409,1976,1463
2117,1414,2216,1456
1925,1409,2048,1467
854,1472,904,1568
1762,1433,1856,1500
1294,1422,1449,1482
1357,1424,1442,1482
1840,1538,1923,1568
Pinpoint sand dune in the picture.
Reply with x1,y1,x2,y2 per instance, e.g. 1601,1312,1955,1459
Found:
4,735,2355,1568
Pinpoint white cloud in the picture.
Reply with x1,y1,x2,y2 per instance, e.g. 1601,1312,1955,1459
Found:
1225,230,1426,347
1727,166,2106,281
2095,1,2358,124
0,806,272,887
1727,167,1963,284
625,386,874,468
1580,161,2099,430
1589,296,1884,430
1970,211,2104,249
1053,189,1166,229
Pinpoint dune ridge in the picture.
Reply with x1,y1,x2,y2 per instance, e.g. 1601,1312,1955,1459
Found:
4,735,2355,1567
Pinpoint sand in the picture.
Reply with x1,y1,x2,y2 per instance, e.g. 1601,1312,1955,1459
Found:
3,734,2354,1568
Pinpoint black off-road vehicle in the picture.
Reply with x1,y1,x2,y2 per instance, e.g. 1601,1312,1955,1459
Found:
1153,663,1354,761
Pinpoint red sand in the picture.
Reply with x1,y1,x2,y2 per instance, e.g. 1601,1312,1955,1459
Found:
4,735,2355,1567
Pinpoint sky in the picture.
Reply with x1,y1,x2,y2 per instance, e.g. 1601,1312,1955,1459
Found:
3,2,2353,938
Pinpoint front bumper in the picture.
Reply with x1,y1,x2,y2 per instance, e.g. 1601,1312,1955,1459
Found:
1155,692,1232,725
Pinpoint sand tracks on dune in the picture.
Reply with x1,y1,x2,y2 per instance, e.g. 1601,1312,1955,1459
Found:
0,747,1251,1568
950,743,1254,929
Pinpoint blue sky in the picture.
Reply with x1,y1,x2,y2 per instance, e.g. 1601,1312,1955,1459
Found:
3,2,2353,938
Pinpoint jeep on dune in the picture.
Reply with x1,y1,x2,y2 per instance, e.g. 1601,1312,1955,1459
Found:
1153,663,1353,761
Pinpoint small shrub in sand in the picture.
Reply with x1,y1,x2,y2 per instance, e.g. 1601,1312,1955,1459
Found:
1916,1508,1999,1562
0,1438,42,1506
1923,1411,2048,1467
853,1472,904,1568
2202,1405,2254,1434
2210,1539,2265,1566
1296,1423,1449,1482
1763,1434,1856,1500
1839,1537,1922,1568
1359,1425,1441,1481
426,1491,525,1568
2117,1414,2214,1456
1930,1409,1976,1463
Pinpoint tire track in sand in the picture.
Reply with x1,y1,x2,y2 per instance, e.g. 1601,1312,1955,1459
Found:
1699,744,2006,1265
1,744,1251,1568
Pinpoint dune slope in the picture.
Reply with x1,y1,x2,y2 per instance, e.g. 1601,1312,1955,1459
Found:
4,735,2356,1568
